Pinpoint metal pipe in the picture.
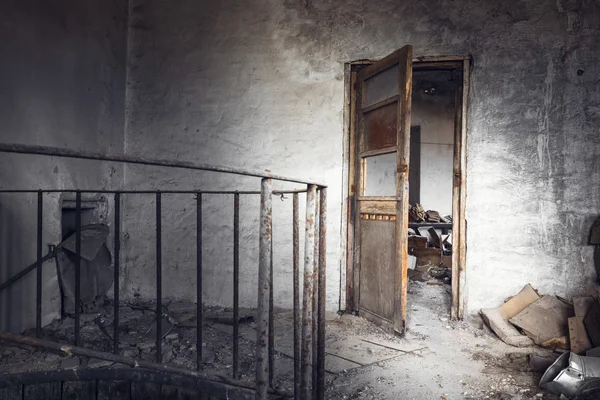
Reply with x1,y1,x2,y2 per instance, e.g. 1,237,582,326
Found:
301,185,317,400
317,188,327,399
36,191,43,338
269,225,274,389
0,252,54,293
312,193,320,400
74,191,81,346
113,193,121,354
0,331,293,398
0,189,310,195
256,178,272,400
156,192,162,362
292,193,300,400
196,193,203,370
233,193,240,379
0,143,326,187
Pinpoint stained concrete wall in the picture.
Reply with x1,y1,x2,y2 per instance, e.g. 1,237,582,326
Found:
121,0,600,316
0,1,128,331
411,89,455,216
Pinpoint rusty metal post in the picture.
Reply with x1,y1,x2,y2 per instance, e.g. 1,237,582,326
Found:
113,192,121,354
300,184,317,400
156,192,162,362
256,178,272,400
311,192,320,400
292,193,300,400
269,227,274,388
74,191,82,346
36,191,43,338
196,193,203,370
317,188,327,399
233,193,240,379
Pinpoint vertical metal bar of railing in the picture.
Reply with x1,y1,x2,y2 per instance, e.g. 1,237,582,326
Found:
35,191,43,338
196,193,203,370
292,193,300,400
268,225,274,388
113,192,121,354
300,184,317,399
74,191,82,346
312,192,320,399
233,193,240,379
317,188,327,399
256,178,272,400
156,192,162,362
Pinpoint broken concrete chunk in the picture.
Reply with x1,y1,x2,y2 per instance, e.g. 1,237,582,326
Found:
480,307,534,347
480,284,540,347
509,296,572,349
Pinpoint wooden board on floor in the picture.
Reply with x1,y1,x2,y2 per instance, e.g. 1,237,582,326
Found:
569,317,592,354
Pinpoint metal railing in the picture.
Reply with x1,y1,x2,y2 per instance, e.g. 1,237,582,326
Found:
0,143,327,400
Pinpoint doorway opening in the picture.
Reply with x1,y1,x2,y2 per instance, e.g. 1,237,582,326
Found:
343,51,469,334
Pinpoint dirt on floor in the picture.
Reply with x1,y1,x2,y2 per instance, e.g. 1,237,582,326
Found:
0,281,563,399
325,280,560,400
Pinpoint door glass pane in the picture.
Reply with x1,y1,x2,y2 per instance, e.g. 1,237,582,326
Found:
363,65,398,107
362,102,397,152
364,152,396,196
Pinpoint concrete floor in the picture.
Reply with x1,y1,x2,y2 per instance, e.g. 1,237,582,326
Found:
0,281,562,399
325,281,559,400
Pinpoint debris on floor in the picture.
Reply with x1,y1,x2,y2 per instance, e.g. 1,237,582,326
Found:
480,284,600,398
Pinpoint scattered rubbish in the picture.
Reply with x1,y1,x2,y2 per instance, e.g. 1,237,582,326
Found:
480,284,539,347
145,314,175,340
408,264,430,282
55,224,113,314
528,353,560,373
584,300,600,347
509,295,571,349
208,312,254,325
574,297,595,318
60,356,80,370
569,317,592,354
540,352,600,397
408,255,417,270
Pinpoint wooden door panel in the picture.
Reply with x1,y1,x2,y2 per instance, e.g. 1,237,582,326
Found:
362,103,398,152
359,220,395,323
354,45,413,335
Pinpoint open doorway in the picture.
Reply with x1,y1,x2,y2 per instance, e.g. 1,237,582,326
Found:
344,49,469,335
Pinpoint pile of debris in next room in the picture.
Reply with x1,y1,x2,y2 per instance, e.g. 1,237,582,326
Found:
480,217,600,399
408,203,452,285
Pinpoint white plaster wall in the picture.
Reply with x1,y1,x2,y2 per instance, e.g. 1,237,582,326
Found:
123,0,600,316
412,90,455,216
0,1,128,331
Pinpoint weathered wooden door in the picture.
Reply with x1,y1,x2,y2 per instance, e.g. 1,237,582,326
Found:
353,46,412,334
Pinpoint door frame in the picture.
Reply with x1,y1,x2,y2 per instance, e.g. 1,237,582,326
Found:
341,55,471,321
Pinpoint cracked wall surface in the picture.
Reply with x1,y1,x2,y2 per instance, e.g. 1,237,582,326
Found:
123,0,600,315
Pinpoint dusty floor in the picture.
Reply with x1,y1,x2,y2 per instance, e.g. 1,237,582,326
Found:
326,281,559,400
0,281,561,399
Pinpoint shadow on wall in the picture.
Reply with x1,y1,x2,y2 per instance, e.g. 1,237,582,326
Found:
0,197,26,332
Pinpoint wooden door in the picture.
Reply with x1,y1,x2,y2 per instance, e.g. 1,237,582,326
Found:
353,46,412,334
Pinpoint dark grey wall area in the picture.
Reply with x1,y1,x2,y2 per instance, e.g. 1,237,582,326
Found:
123,0,600,315
0,1,128,331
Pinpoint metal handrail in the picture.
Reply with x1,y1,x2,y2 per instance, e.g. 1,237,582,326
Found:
0,143,327,187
